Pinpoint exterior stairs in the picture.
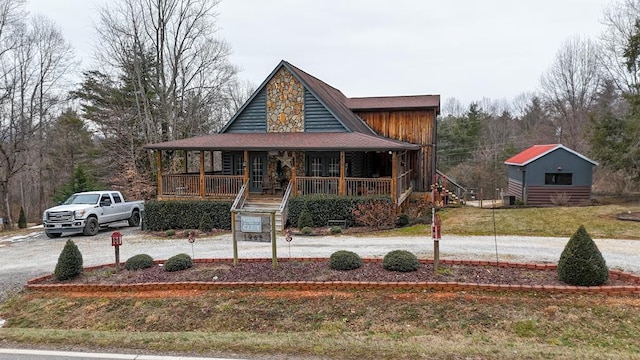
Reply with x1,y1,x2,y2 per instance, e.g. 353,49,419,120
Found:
241,195,286,231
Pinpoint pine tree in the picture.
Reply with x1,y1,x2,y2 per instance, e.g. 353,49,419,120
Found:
17,207,27,229
557,225,609,286
54,240,84,281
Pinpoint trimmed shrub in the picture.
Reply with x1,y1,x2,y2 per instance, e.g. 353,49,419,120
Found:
329,250,363,271
18,207,27,229
383,250,420,272
352,199,396,229
300,226,313,235
199,212,214,232
288,195,391,228
297,209,314,229
396,213,410,227
557,225,609,286
330,226,342,234
125,254,154,271
166,229,176,236
54,240,83,281
143,200,232,231
164,253,193,272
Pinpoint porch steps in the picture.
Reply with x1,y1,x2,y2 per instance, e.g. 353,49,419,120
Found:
241,197,286,231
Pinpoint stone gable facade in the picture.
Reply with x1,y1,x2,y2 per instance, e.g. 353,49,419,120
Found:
266,68,304,133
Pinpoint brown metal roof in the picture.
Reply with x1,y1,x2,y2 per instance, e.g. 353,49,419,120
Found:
347,95,440,112
284,61,378,135
144,132,421,151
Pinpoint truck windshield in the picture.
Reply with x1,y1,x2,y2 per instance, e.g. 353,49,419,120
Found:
64,194,100,205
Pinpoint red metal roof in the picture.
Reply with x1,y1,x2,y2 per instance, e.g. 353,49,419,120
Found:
504,144,559,165
504,144,598,166
144,132,421,151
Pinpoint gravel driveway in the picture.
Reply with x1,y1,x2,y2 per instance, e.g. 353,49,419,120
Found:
2,224,640,303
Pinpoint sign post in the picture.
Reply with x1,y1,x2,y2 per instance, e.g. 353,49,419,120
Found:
232,210,278,268
431,208,441,272
111,231,122,272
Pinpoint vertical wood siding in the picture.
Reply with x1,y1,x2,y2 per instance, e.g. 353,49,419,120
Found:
355,109,436,191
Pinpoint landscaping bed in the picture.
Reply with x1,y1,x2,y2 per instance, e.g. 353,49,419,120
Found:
35,259,633,287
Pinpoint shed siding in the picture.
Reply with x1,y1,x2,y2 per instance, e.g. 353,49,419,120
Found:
506,180,523,201
304,89,346,132
355,109,437,191
526,186,592,205
225,89,267,133
524,149,593,186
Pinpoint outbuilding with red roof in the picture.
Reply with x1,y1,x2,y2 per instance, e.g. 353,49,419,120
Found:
504,144,597,205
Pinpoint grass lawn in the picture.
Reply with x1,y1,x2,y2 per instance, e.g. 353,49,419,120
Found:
392,203,640,239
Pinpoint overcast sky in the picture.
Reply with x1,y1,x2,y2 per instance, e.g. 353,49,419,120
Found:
27,0,612,106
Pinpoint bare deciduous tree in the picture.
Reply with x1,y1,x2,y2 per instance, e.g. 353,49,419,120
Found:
0,2,75,226
600,0,640,95
540,36,601,151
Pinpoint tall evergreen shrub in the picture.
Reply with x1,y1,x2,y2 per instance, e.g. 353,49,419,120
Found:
557,225,609,286
18,207,27,229
54,240,83,281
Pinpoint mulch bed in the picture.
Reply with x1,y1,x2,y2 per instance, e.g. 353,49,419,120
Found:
40,261,630,287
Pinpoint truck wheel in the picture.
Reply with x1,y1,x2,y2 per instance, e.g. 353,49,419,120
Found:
45,232,62,239
128,210,141,227
83,217,99,236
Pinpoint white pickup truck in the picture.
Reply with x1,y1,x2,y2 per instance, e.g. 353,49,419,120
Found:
42,191,144,238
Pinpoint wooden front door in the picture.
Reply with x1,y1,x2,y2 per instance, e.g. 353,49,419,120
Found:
249,153,267,193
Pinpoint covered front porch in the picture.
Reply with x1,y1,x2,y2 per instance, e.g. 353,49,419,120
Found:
155,149,415,207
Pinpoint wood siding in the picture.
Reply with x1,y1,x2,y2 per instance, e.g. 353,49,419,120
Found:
304,89,346,132
525,185,592,205
506,180,523,201
355,109,436,191
225,89,267,133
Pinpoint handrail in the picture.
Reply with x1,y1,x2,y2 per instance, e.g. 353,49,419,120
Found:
230,180,249,212
279,181,293,213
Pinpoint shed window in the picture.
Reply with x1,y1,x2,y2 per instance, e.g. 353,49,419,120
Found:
545,173,572,185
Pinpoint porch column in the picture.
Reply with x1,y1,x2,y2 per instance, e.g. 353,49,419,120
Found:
199,151,205,197
391,151,398,206
243,150,249,196
339,151,345,195
156,150,163,197
184,151,188,173
291,157,297,196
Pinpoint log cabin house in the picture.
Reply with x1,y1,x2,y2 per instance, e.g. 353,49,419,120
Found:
144,60,440,228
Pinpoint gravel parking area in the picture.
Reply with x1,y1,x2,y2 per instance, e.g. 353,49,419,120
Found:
2,224,640,303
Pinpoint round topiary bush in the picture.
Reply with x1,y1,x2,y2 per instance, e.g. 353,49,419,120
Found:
395,213,410,227
330,226,342,234
125,254,154,271
297,209,314,229
383,249,420,272
329,250,363,271
300,226,313,235
557,225,609,286
164,253,193,272
54,239,83,281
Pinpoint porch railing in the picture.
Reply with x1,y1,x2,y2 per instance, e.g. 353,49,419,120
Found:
161,174,395,199
162,174,243,197
345,177,392,196
397,169,413,196
296,176,340,195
